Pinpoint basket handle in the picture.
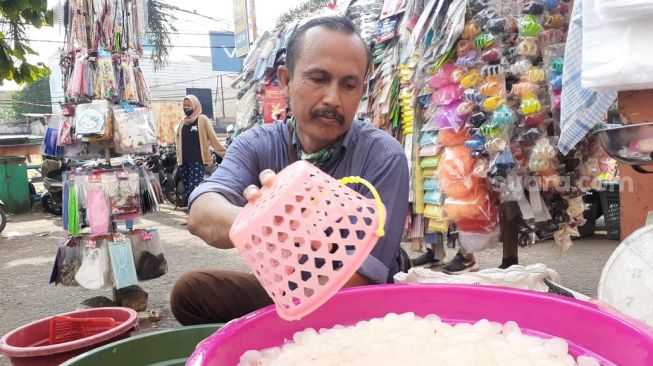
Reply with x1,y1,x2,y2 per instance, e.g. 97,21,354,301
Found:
338,176,385,238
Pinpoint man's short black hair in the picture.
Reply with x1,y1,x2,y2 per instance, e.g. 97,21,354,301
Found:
285,16,372,78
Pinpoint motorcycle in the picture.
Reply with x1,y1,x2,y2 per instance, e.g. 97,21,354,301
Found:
41,158,66,215
156,145,188,209
0,199,6,233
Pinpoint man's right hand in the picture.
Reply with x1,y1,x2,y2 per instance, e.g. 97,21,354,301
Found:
187,170,277,249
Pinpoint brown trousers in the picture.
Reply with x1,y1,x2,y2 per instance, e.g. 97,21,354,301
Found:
170,270,273,325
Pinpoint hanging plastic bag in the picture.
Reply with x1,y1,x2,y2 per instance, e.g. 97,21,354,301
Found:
424,190,445,205
427,218,449,233
419,155,441,169
43,123,63,157
582,0,653,91
444,186,492,220
113,107,157,154
419,131,438,146
423,179,441,191
419,144,442,157
428,63,456,89
431,84,463,106
74,101,106,138
438,126,470,146
109,234,139,289
87,188,110,235
75,241,110,290
56,238,83,286
57,116,74,146
130,229,168,280
458,226,501,254
455,206,499,233
423,204,446,220
434,100,467,131
67,183,80,236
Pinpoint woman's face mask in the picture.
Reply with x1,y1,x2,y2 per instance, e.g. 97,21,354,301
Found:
183,108,193,117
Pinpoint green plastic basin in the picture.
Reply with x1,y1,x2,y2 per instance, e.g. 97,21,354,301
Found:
60,324,221,366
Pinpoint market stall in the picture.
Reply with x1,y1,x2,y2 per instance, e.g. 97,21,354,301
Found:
230,0,615,264
43,0,167,310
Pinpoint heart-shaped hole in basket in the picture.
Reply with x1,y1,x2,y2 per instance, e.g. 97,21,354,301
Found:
229,161,386,320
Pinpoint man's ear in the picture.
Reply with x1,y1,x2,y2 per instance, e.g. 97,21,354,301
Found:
278,65,291,96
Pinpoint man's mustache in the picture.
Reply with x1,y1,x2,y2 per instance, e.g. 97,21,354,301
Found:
310,107,346,126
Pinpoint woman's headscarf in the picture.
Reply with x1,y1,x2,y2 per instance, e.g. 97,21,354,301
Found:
183,94,202,124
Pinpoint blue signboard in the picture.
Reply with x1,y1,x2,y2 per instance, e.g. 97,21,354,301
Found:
209,31,243,73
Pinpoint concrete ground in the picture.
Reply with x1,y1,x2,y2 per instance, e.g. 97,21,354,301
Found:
0,205,620,365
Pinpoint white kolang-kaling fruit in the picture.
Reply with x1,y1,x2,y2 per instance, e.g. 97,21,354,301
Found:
237,312,601,366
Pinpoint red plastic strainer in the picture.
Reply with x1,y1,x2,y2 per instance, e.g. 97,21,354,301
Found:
229,160,386,321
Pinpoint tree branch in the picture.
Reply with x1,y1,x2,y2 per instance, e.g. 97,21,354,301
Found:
147,0,176,70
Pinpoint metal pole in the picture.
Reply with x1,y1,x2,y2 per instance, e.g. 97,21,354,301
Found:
218,75,221,118
220,76,226,118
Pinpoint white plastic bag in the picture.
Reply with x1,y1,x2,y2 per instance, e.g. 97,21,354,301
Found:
596,0,653,21
582,0,653,91
75,242,110,290
394,264,561,293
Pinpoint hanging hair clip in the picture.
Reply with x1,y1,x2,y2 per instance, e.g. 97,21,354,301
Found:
476,7,501,26
525,67,547,83
480,80,503,97
484,17,507,34
457,101,477,116
491,105,515,126
460,69,484,89
464,89,485,103
512,81,540,96
544,14,565,29
482,96,505,111
543,0,560,11
481,64,504,78
517,37,539,58
468,0,490,12
462,22,482,39
520,96,542,116
550,74,563,91
524,112,546,127
474,32,496,49
470,111,489,127
480,121,502,138
519,15,543,37
509,59,533,75
451,67,467,84
456,51,479,68
456,39,475,57
550,57,564,75
481,47,501,63
523,1,544,15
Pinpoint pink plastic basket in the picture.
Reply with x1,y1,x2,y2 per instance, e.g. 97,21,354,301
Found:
229,161,386,321
187,284,653,366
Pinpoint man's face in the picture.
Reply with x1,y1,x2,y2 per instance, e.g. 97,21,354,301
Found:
278,27,367,150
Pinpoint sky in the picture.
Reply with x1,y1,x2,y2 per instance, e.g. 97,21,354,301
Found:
1,0,305,91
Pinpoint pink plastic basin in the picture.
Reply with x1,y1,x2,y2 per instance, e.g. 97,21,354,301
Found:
0,307,138,366
187,284,653,365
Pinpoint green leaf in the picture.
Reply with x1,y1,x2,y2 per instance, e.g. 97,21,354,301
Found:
12,44,25,58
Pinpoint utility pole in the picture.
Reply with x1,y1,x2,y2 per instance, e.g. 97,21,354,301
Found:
220,76,226,118
248,0,258,41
